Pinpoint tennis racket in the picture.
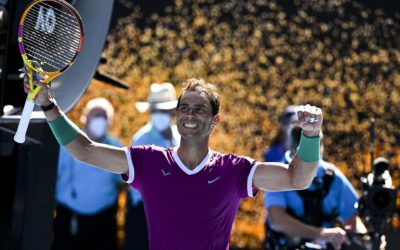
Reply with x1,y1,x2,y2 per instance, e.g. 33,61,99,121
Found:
14,0,84,143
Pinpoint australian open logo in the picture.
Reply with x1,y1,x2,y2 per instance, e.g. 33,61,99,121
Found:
34,6,56,33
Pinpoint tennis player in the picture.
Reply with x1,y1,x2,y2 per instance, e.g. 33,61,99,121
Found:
26,77,323,250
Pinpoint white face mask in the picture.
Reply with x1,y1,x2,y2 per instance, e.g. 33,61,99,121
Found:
151,113,172,132
88,117,108,139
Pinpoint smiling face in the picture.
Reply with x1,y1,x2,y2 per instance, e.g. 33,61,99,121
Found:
176,91,217,140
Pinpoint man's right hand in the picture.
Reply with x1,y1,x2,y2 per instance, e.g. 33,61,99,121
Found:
23,72,53,106
318,227,348,250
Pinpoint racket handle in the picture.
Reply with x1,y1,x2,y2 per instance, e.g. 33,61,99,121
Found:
14,99,36,143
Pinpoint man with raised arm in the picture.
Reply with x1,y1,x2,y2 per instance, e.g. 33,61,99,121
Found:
26,77,323,250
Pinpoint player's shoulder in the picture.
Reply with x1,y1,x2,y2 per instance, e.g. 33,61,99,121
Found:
130,144,171,154
214,151,256,166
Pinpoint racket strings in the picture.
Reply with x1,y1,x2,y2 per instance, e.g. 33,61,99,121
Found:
23,14,81,41
21,1,82,71
25,5,82,42
24,44,71,70
22,19,81,55
32,2,79,28
22,40,79,71
22,31,79,69
22,19,81,50
26,5,82,38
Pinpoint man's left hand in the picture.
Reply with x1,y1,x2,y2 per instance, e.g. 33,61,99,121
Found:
295,104,323,137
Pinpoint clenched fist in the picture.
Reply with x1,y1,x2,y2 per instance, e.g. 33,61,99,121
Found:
294,104,323,137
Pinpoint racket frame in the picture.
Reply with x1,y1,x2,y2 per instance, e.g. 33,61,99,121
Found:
14,0,84,143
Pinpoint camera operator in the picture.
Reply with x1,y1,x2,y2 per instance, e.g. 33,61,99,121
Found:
264,126,372,250
358,157,397,250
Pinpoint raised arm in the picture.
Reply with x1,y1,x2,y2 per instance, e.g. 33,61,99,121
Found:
24,77,129,174
253,105,323,191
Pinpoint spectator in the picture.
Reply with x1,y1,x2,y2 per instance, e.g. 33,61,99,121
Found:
264,126,369,250
52,98,122,250
264,105,298,162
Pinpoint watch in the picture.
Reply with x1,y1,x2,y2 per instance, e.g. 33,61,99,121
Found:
40,98,56,112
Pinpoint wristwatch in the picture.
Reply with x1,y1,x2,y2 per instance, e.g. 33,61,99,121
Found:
40,98,56,112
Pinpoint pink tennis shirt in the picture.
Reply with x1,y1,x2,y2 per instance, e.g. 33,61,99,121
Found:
122,145,260,250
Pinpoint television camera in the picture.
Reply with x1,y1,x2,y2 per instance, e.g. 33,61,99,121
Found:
358,157,397,250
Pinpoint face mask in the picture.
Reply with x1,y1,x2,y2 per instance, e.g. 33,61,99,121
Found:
151,113,172,132
88,117,108,139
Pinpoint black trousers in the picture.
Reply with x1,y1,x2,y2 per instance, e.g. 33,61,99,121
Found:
52,204,118,250
123,201,149,250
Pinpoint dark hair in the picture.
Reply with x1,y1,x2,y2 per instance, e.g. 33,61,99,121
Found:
278,105,298,125
176,78,220,116
279,111,297,125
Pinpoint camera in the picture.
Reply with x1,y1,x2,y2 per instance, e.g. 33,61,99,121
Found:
358,157,397,233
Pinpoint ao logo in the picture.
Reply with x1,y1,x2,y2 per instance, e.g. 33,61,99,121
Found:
34,6,56,33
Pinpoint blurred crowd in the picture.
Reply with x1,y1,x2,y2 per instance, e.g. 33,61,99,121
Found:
69,0,400,249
